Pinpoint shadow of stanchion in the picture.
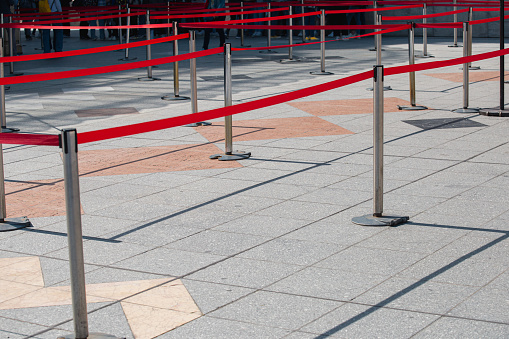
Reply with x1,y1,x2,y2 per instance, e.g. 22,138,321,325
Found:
314,223,509,338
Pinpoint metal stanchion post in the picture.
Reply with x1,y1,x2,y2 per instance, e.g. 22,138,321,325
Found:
162,22,190,101
118,5,123,45
185,31,211,127
301,0,305,43
259,3,277,53
454,22,479,113
398,23,428,110
239,2,250,47
0,38,19,133
466,8,480,70
368,15,391,91
416,4,433,58
210,43,250,161
280,6,299,63
369,0,382,51
167,1,171,37
57,129,119,339
310,9,333,75
449,0,461,47
8,17,23,76
353,65,409,227
119,8,137,61
138,10,160,81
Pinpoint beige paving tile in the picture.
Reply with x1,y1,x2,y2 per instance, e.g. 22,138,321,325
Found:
0,256,44,286
83,278,171,301
288,97,413,116
121,302,201,339
0,280,42,304
425,71,509,83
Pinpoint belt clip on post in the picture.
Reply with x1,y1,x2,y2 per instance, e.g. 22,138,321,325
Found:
453,22,479,113
398,22,428,111
259,3,277,54
0,38,20,133
185,30,211,127
210,43,251,161
448,0,461,47
280,6,300,63
162,22,190,101
415,4,433,58
138,9,161,81
119,7,138,61
352,66,409,227
310,9,333,75
57,129,121,339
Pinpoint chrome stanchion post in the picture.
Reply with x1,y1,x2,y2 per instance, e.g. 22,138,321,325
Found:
449,0,461,47
310,9,332,75
239,2,250,47
301,0,305,43
167,0,171,37
367,16,391,91
454,22,479,113
0,38,19,133
185,31,210,127
398,22,428,110
8,17,22,76
260,3,276,53
466,8,480,70
353,65,409,227
118,5,123,45
210,43,250,161
280,6,299,63
58,129,120,339
416,4,433,58
138,10,160,80
369,0,379,51
119,8,137,61
162,22,190,100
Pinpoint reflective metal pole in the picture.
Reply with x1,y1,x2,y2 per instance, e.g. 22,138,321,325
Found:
369,0,378,51
454,22,478,113
9,17,14,74
376,15,381,64
289,6,293,60
190,31,197,114
162,22,189,100
467,8,480,70
240,1,245,46
210,43,250,160
449,0,460,47
267,3,272,50
310,9,333,75
0,143,6,222
0,38,18,133
301,0,305,43
399,23,427,110
352,65,409,227
118,5,123,45
167,1,171,37
423,4,427,55
145,10,153,78
61,129,89,339
118,8,137,60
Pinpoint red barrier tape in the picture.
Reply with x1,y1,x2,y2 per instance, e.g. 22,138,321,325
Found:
232,24,410,51
172,10,321,26
77,47,509,145
0,33,188,63
180,23,405,30
326,4,422,14
469,13,509,25
4,23,176,30
0,47,222,86
415,22,463,28
151,6,288,20
0,133,60,146
382,8,469,21
4,11,144,25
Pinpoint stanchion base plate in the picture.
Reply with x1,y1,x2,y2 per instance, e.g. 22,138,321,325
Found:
2,127,20,133
453,107,480,113
161,95,190,101
118,57,138,61
5,86,10,90
210,151,251,161
448,45,462,48
310,71,334,75
415,54,434,58
138,77,161,81
352,214,409,227
280,58,301,63
9,72,24,76
184,121,212,127
57,332,124,339
479,107,509,117
367,86,392,91
398,105,428,111
459,66,481,70
369,48,385,51
237,44,252,48
259,50,278,54
0,216,32,232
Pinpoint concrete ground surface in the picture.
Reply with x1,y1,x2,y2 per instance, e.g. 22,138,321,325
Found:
0,28,508,338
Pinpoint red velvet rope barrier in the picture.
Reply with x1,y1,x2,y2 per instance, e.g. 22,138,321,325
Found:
0,133,60,146
0,33,188,63
76,47,509,145
180,23,407,30
326,4,422,14
416,22,463,28
0,47,223,86
151,6,291,20
382,8,469,21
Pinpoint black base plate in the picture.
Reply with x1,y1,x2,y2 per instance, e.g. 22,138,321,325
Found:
352,214,409,227
0,216,32,232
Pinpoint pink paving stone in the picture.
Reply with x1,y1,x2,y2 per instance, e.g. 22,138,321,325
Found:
5,180,68,218
425,71,509,83
75,107,139,117
194,116,353,142
77,143,242,177
288,97,414,116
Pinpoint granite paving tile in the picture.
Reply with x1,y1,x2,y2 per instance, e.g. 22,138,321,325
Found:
413,317,509,339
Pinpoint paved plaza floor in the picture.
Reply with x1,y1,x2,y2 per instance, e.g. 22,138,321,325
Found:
0,30,508,338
